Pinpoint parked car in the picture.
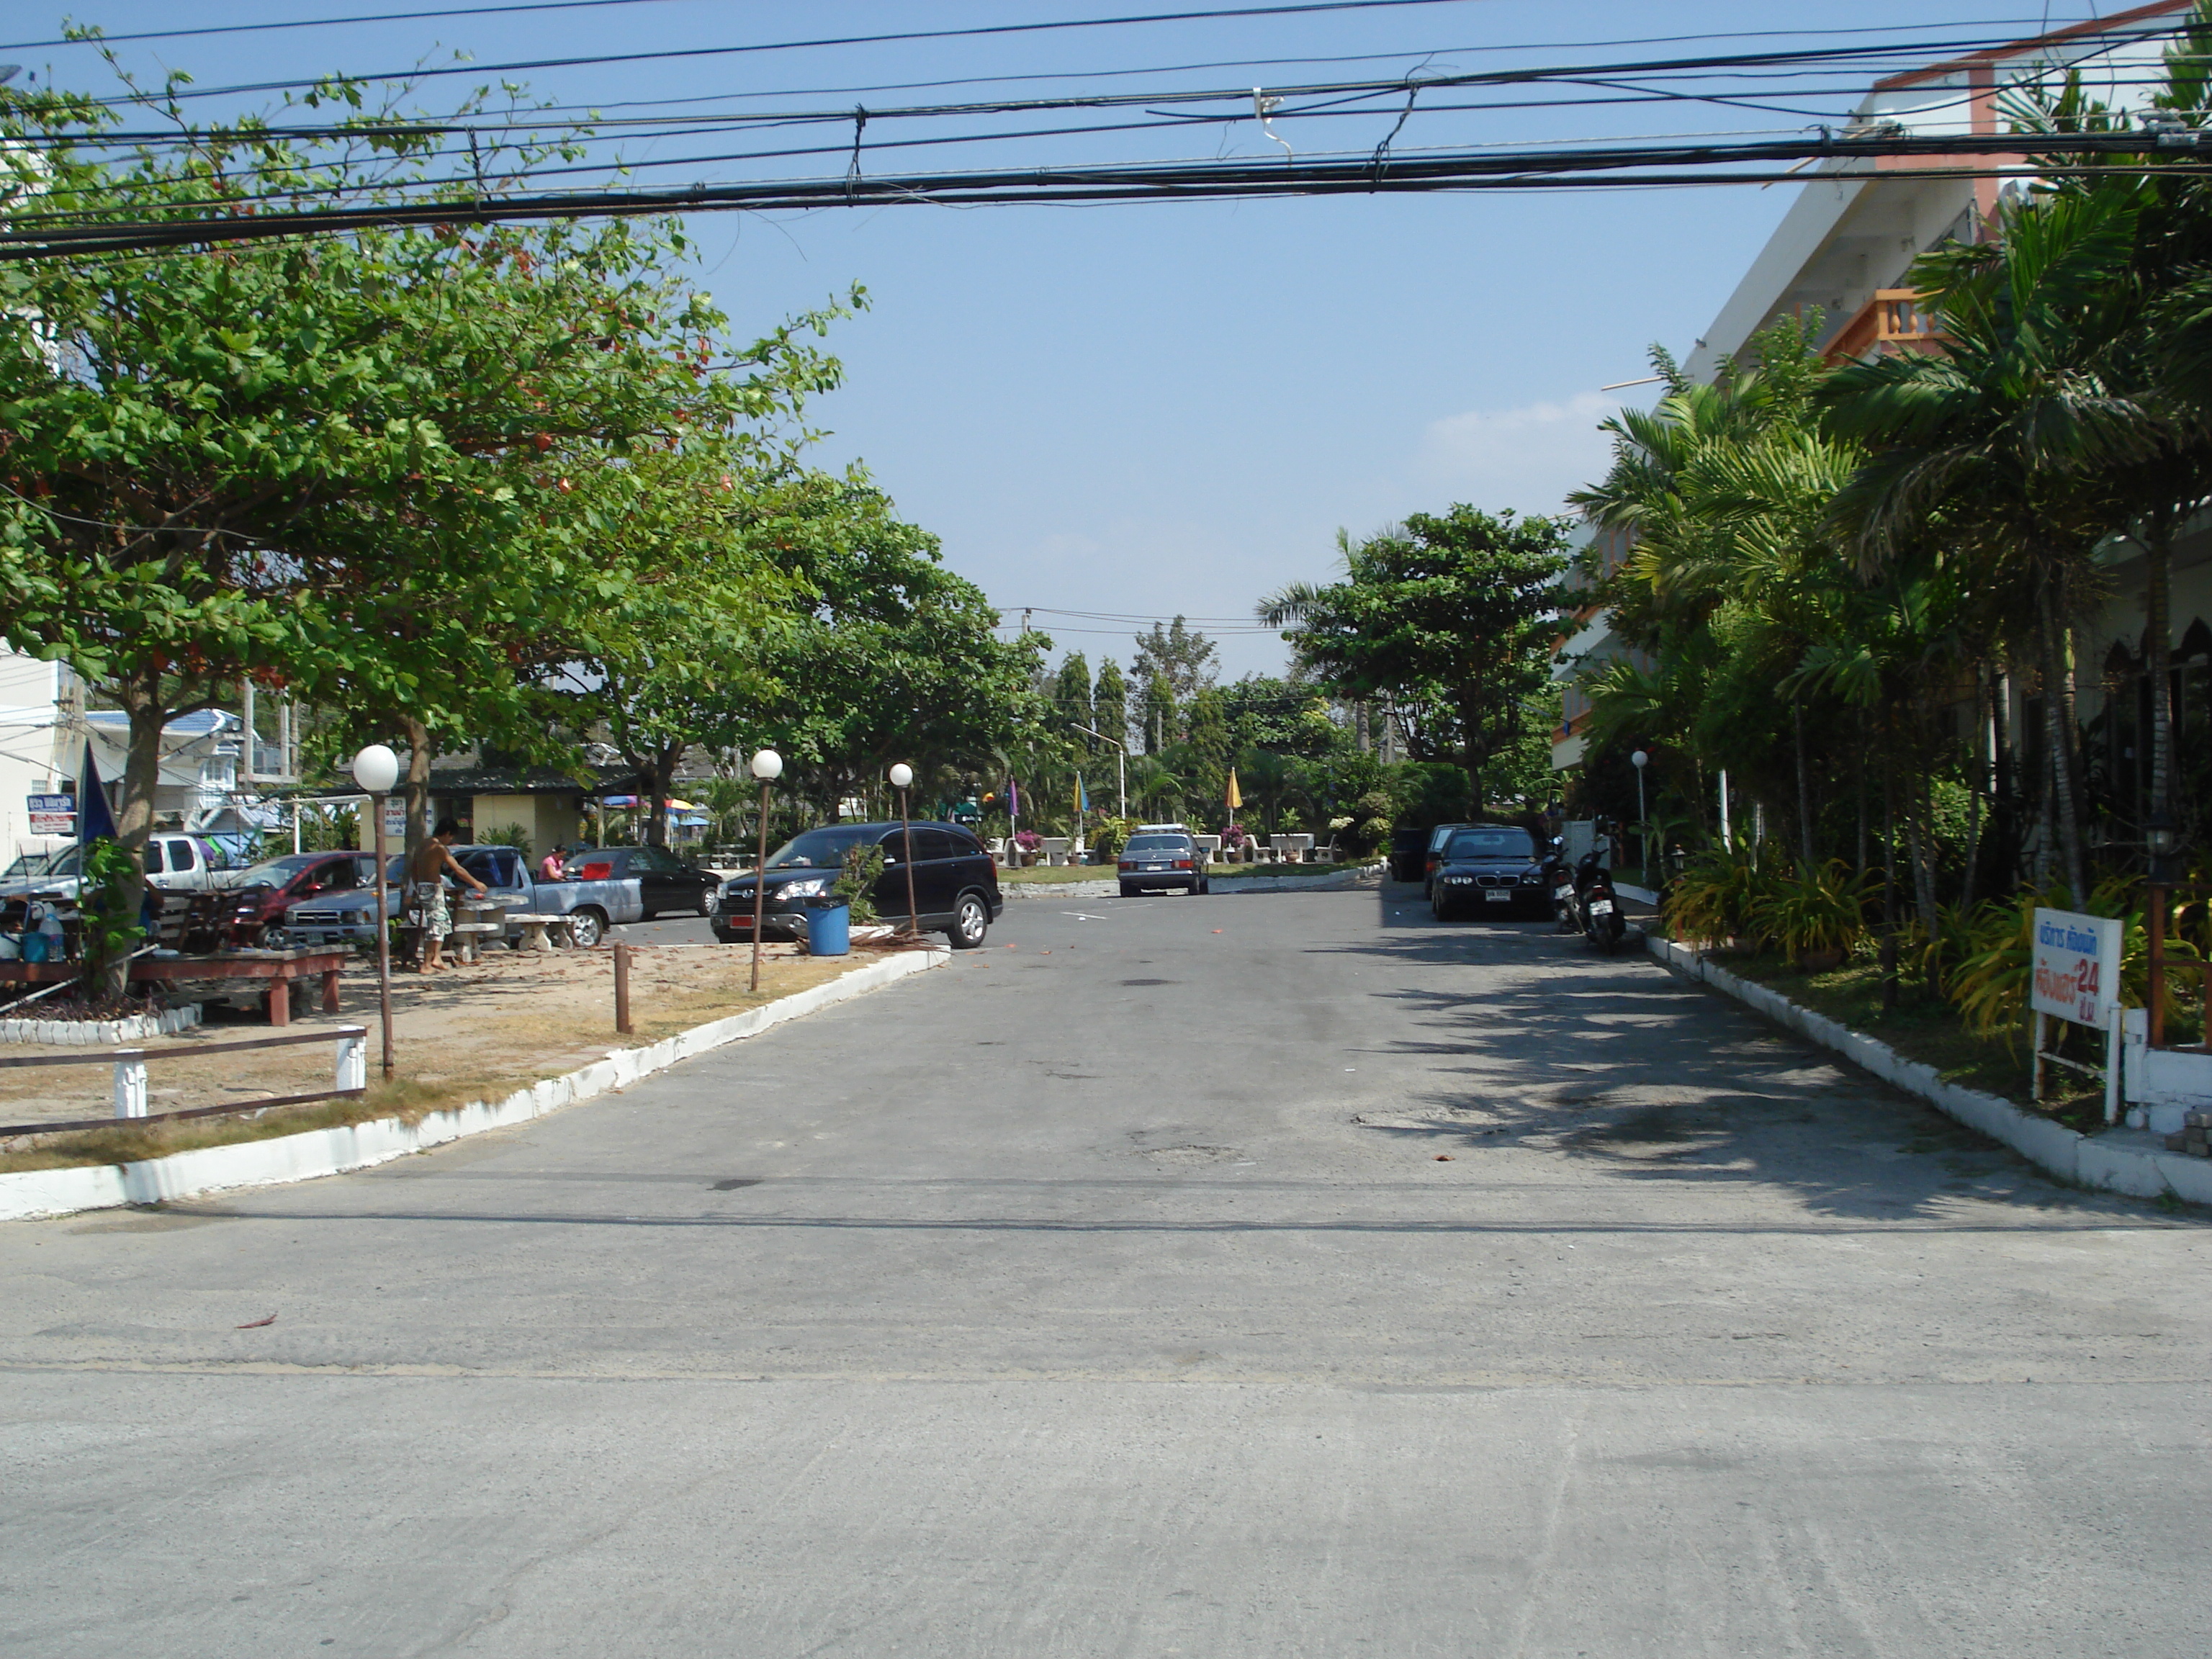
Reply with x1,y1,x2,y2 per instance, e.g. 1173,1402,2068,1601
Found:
283,845,647,950
1388,826,1430,883
713,821,1002,949
1118,830,1209,896
0,832,233,907
1422,822,1477,897
558,845,721,920
1429,824,1548,920
191,850,383,949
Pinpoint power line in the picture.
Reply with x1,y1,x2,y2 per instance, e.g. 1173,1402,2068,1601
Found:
6,127,2201,261
0,0,687,53
85,0,1494,104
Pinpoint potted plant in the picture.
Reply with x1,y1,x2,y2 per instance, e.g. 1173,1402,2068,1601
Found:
1013,829,1042,868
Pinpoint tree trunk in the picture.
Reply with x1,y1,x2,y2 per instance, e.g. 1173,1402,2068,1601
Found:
2038,567,2088,899
2145,513,2175,839
1854,709,1869,877
1961,665,1987,910
1907,770,1938,932
642,741,685,848
103,685,166,1002
1793,701,1813,865
1880,742,1899,1015
400,716,433,859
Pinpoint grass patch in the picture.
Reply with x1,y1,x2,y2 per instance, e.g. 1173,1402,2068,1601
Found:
1716,951,2108,1132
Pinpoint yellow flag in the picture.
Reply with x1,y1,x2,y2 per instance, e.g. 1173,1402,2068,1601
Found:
1226,768,1242,810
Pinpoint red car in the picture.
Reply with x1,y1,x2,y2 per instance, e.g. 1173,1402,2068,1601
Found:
198,851,382,949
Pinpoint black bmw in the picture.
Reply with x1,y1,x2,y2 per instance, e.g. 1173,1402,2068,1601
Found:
1428,824,1547,920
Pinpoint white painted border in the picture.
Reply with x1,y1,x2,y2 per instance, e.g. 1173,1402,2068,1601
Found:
2,1004,203,1046
0,948,948,1222
1646,933,2212,1205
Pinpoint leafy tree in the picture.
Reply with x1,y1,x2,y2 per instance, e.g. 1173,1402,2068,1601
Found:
1261,508,1569,815
1054,653,1094,746
1093,657,1130,753
1139,671,1178,755
1131,617,1218,705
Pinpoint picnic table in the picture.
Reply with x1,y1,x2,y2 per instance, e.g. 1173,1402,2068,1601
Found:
0,948,347,1026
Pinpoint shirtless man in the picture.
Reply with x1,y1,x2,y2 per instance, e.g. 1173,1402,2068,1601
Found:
409,819,486,973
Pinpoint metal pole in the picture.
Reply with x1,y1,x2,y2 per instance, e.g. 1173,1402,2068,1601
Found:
2148,883,2168,1050
899,787,919,936
613,942,632,1034
372,791,393,1080
750,781,772,994
1636,767,1648,884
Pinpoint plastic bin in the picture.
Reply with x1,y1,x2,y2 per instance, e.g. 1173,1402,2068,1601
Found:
803,899,851,957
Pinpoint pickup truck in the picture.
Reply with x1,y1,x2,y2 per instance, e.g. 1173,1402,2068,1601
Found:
0,833,237,907
283,845,644,950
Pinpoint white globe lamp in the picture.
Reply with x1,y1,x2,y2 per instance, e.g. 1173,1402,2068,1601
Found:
750,748,783,782
351,744,400,796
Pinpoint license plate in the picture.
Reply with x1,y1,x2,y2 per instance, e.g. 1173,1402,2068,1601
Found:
1484,890,1511,903
1143,864,1164,871
1588,899,1614,916
1555,885,1573,900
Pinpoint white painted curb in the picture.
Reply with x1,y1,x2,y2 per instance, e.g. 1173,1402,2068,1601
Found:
1004,860,1385,901
2,1004,203,1046
1645,933,2212,1206
0,948,948,1223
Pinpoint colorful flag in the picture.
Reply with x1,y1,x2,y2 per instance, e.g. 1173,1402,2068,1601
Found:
1078,774,1089,816
1226,767,1243,811
1007,778,1019,822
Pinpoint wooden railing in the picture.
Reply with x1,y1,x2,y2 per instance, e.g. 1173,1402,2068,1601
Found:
1822,289,1948,364
0,1025,367,1138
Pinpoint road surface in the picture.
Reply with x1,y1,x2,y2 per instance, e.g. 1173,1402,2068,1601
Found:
4,884,2206,1656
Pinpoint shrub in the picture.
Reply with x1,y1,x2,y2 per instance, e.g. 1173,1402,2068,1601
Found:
480,822,533,861
834,842,884,925
1663,841,1777,946
1090,817,1136,860
1745,859,1873,960
1013,829,1041,853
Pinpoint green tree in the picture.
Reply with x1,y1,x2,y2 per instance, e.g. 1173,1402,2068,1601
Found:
1131,618,1218,706
1054,652,1094,746
1139,671,1178,755
1092,657,1130,753
1260,508,1569,816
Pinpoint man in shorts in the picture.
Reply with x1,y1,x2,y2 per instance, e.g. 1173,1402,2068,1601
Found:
408,819,486,973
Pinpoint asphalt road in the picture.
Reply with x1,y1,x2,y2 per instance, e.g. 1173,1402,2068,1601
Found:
4,884,2208,1657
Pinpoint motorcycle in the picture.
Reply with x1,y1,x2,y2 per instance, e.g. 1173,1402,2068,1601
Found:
1567,844,1628,956
1540,836,1576,932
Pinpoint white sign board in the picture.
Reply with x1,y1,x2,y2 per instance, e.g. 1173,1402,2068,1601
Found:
383,797,408,838
2031,908,2123,1028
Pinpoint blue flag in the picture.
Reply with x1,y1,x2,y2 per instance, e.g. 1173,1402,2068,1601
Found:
77,745,118,845
1078,775,1089,815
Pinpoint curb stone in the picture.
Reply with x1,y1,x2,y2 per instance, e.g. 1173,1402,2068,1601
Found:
1645,932,2212,1206
0,949,947,1223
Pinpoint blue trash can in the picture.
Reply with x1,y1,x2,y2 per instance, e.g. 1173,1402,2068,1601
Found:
803,899,851,957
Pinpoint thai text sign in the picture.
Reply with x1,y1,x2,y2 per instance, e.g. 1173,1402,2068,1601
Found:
25,793,73,836
2031,908,2123,1028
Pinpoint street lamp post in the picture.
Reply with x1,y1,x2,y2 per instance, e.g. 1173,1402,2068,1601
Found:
351,744,400,1081
890,763,919,936
1630,749,1650,886
1071,722,1126,819
748,749,782,994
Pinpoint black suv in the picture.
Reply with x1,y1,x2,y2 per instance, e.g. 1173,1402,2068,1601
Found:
714,821,1004,948
1429,824,1547,920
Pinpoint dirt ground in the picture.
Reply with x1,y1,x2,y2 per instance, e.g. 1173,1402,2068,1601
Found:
0,939,885,1141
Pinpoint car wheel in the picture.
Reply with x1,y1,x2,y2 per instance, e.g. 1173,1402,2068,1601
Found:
253,922,286,948
1119,884,1137,898
696,892,714,917
568,907,607,949
948,892,989,949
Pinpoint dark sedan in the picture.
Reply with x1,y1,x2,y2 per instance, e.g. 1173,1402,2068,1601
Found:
201,850,382,948
713,821,1004,949
1429,824,1547,920
560,845,721,919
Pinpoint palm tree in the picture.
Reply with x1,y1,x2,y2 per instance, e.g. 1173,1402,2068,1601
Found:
1823,187,2144,899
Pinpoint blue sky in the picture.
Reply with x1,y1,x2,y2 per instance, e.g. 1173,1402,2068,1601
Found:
12,2,2108,676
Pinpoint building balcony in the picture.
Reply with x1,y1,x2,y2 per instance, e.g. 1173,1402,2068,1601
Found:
1823,289,1948,364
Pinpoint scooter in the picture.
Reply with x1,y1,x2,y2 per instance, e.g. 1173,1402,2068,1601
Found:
1568,845,1628,956
1540,837,1576,932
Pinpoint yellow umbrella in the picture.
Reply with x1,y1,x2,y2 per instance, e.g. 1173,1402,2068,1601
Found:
1226,768,1242,811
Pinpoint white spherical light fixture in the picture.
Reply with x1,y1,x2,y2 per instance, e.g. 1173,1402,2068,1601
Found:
351,744,400,795
889,762,914,789
750,748,783,782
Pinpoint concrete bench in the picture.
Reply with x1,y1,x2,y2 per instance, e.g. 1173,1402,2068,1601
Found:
505,912,576,952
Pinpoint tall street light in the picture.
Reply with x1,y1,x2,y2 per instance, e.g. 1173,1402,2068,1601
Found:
889,763,919,936
1630,749,1650,886
1071,722,1125,819
351,743,400,1081
748,748,782,994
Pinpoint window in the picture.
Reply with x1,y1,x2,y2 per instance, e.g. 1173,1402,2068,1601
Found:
143,842,166,874
1445,829,1538,860
171,839,197,871
914,827,963,860
632,847,683,873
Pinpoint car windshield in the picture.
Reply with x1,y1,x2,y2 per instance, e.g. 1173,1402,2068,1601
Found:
764,827,878,871
1446,828,1537,860
231,853,325,889
3,848,77,881
1125,835,1190,853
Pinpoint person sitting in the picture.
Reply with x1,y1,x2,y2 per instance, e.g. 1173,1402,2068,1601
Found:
409,819,487,974
539,845,570,882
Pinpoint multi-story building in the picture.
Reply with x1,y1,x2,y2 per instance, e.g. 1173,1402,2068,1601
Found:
1554,1,2203,809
